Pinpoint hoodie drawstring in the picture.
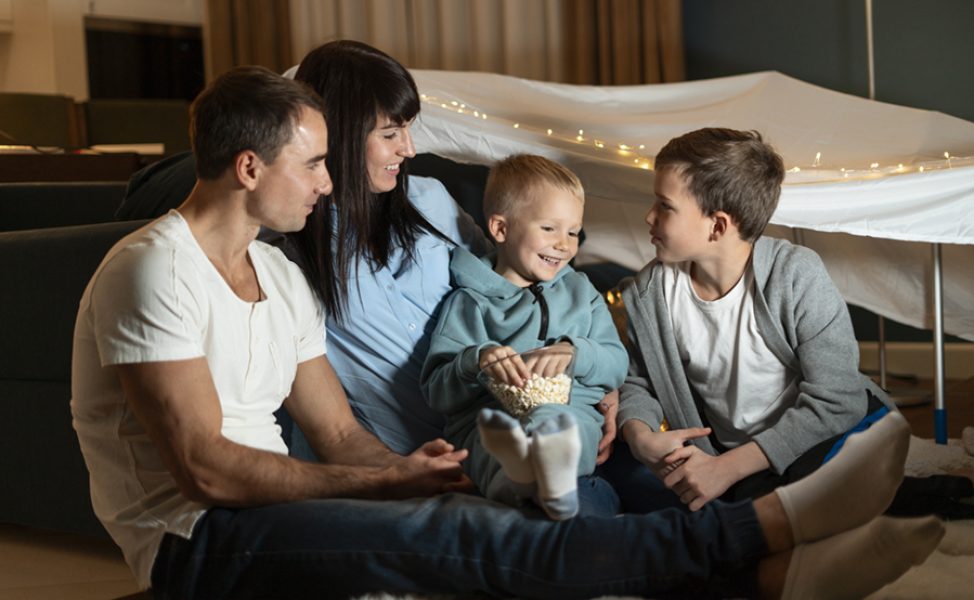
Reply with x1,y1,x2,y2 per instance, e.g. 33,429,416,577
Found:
527,283,548,341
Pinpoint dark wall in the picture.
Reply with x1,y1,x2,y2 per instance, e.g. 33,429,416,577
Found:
683,0,972,342
683,0,974,122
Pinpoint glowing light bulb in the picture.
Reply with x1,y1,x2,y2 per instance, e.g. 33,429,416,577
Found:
513,123,520,129
870,162,879,169
813,152,822,167
451,101,458,106
547,129,553,136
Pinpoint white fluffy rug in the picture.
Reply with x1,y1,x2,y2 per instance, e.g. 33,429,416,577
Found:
357,430,974,600
866,432,974,599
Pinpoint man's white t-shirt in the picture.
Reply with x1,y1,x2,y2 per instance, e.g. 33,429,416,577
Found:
663,261,799,449
70,211,326,589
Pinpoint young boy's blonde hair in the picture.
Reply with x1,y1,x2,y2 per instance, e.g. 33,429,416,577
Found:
655,128,784,242
483,154,584,219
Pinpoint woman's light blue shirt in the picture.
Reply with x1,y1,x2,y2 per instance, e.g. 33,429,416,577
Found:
325,176,490,454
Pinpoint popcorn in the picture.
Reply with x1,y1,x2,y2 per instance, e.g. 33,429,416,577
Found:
486,372,572,417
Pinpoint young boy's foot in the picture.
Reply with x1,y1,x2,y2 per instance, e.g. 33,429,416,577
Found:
530,412,581,520
776,411,910,543
478,408,537,501
781,515,944,600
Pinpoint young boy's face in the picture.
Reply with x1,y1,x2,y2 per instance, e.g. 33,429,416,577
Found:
646,166,714,263
491,183,583,288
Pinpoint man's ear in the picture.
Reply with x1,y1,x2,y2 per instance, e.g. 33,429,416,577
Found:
487,214,508,243
235,150,262,191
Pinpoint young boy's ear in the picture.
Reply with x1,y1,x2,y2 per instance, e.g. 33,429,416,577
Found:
487,214,508,243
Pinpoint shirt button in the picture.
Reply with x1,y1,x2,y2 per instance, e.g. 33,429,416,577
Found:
408,323,416,330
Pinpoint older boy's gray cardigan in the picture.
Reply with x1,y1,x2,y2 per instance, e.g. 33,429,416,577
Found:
617,237,892,474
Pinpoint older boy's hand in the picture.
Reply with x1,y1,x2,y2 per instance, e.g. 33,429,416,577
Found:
661,447,737,511
523,342,574,378
624,421,711,476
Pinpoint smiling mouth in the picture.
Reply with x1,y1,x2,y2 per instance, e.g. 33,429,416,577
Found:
539,255,563,266
384,164,400,172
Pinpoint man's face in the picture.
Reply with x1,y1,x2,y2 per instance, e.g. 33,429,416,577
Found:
645,166,713,264
253,106,332,233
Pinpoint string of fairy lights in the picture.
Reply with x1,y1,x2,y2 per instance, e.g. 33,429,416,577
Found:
419,93,974,184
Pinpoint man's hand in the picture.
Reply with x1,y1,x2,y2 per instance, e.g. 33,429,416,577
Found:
383,439,471,498
595,390,619,465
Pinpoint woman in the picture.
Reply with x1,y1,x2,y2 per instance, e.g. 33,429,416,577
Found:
287,41,624,463
287,40,493,455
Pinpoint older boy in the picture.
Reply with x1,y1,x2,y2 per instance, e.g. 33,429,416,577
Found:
619,127,894,511
422,155,628,520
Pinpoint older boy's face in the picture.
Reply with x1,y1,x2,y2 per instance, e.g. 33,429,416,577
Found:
645,166,714,264
492,183,583,288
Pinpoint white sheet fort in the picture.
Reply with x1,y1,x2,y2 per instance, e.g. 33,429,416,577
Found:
410,69,974,342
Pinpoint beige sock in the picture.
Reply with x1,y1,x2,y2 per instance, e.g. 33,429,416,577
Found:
781,515,944,600
777,411,910,543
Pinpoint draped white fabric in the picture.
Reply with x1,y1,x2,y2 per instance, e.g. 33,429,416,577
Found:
410,69,974,340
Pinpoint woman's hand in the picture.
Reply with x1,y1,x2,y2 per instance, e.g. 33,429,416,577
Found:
595,390,619,465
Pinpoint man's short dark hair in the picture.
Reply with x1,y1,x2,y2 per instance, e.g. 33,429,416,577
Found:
190,65,326,180
655,128,785,242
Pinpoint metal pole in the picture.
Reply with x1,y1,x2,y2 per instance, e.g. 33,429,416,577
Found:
933,243,947,443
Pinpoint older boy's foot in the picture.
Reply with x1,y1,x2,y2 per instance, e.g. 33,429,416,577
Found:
530,413,581,520
781,515,944,600
776,411,910,544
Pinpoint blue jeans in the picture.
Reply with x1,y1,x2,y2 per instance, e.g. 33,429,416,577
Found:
150,492,764,599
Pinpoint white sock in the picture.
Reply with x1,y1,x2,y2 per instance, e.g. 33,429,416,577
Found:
777,411,910,543
781,515,944,600
478,408,536,485
530,413,581,520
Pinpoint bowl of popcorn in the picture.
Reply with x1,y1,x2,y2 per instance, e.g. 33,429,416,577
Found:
478,347,575,418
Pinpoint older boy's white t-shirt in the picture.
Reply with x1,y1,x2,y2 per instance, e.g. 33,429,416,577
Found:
663,261,799,449
70,211,326,589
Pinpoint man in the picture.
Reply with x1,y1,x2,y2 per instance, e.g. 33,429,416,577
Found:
72,66,940,599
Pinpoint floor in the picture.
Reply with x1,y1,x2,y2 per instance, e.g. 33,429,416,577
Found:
1,378,970,600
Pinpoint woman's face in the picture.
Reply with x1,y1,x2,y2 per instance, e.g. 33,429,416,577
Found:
365,115,416,193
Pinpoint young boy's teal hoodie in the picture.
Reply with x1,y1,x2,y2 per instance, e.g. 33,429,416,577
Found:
421,246,627,482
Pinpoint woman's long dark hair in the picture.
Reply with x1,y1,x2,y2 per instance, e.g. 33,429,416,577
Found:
288,40,444,322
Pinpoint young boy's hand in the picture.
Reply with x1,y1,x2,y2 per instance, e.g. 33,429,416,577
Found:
479,345,530,387
523,342,574,378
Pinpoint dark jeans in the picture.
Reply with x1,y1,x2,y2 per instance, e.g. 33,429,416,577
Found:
151,492,765,600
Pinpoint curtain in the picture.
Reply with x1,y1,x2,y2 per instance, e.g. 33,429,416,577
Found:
288,0,684,85
205,0,294,79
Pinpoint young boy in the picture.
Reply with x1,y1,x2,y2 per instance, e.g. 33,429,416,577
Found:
619,127,893,511
422,154,628,520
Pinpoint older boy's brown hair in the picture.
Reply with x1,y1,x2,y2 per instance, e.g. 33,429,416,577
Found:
483,154,584,219
655,128,784,242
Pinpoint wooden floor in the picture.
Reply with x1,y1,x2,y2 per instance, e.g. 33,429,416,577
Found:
887,375,974,439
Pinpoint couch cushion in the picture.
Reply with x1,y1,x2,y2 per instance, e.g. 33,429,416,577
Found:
0,182,128,231
0,219,149,381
